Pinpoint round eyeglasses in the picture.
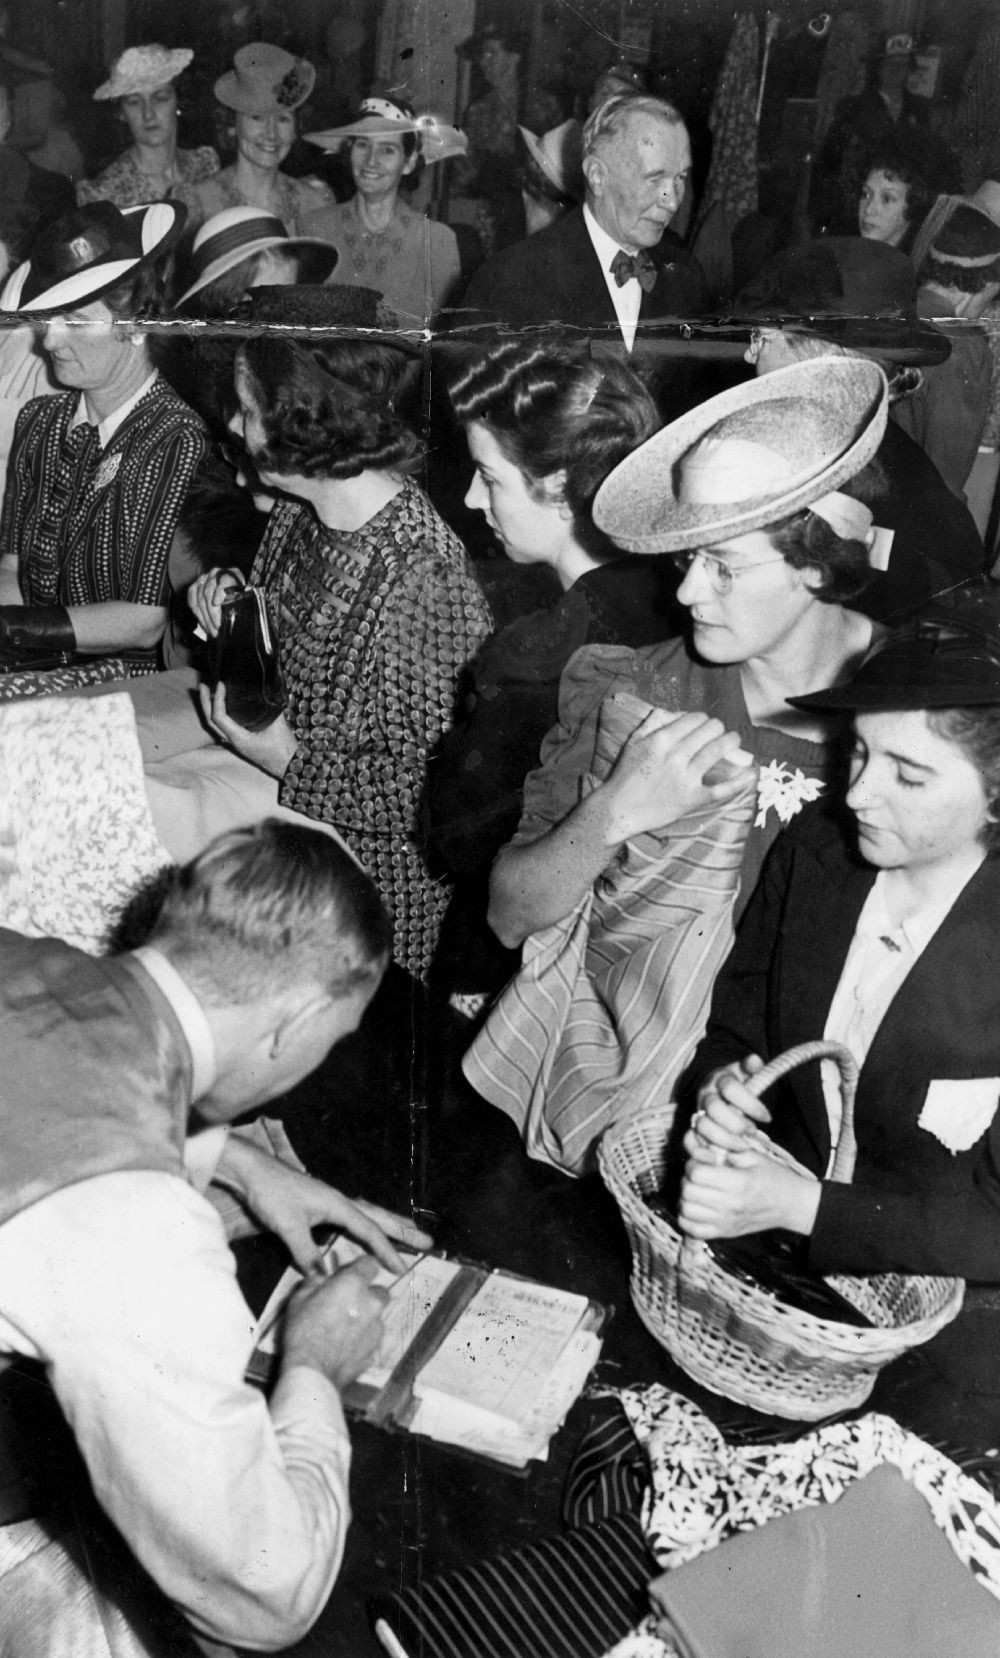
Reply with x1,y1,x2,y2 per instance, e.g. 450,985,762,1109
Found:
671,548,789,596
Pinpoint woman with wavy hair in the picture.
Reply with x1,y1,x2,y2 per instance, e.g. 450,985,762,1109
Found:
426,334,665,1000
189,285,491,981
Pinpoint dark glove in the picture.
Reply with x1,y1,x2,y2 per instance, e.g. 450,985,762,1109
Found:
0,605,77,670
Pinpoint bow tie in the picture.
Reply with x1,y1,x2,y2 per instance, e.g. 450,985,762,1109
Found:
610,248,656,292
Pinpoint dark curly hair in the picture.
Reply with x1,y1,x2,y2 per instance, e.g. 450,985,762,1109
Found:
767,454,888,605
449,336,659,543
236,333,423,480
860,146,935,242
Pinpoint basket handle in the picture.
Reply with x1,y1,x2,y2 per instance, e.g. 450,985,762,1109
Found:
743,1039,859,1184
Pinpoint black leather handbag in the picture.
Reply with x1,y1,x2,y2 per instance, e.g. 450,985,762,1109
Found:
210,586,285,732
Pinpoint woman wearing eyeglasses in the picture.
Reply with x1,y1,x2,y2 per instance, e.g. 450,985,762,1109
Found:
466,359,887,1174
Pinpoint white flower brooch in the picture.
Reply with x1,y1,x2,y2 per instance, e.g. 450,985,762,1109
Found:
92,452,123,494
754,759,823,828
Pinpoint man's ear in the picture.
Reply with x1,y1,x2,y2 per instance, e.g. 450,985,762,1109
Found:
268,993,334,1058
582,153,604,198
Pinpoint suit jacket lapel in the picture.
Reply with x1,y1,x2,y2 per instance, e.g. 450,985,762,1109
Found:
561,209,628,340
777,825,876,1167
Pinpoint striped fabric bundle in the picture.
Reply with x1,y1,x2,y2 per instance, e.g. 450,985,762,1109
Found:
462,695,757,1176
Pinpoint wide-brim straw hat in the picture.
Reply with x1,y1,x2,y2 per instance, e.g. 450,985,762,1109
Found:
215,43,315,115
519,120,583,201
790,589,1000,710
175,206,338,306
733,237,951,367
0,199,184,315
592,357,888,555
305,96,466,164
94,43,193,100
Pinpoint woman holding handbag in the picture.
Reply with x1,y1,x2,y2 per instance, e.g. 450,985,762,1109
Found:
188,284,490,982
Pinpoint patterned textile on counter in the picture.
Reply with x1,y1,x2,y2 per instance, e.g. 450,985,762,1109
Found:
462,690,757,1177
76,145,219,209
702,13,759,232
252,479,491,979
0,692,169,953
614,1385,1000,1598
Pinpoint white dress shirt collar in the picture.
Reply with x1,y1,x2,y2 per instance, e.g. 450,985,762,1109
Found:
583,203,643,352
132,944,217,1100
71,369,158,449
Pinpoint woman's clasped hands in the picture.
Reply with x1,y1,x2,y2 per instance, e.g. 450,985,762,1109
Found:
678,1056,822,1241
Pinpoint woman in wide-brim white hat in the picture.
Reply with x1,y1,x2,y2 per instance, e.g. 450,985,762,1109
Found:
299,94,465,326
179,42,333,235
489,357,889,955
77,43,219,211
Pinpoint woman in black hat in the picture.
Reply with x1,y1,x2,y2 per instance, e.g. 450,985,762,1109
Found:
188,286,491,982
682,586,1000,1401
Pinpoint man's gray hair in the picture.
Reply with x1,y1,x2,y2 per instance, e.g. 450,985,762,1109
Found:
582,93,684,163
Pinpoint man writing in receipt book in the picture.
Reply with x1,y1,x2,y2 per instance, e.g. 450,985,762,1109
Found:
0,818,430,1653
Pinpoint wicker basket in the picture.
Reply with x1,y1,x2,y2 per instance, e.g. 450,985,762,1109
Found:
598,1040,965,1421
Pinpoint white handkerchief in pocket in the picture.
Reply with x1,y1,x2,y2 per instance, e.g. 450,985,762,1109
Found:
918,1077,1000,1155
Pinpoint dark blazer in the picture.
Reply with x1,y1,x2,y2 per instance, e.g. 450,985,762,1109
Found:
457,205,707,337
455,207,708,419
691,801,1000,1282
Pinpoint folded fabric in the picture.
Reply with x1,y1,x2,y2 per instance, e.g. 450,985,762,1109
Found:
463,694,756,1176
613,1384,1000,1600
649,1463,1000,1658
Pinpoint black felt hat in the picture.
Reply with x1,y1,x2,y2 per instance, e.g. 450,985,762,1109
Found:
790,586,1000,711
238,283,424,351
733,237,950,367
0,199,184,315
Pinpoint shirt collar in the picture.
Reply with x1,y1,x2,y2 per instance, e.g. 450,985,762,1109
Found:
132,945,217,1100
860,860,987,955
584,201,638,264
70,369,158,448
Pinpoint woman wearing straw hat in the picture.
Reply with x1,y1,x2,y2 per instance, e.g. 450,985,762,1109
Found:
518,119,583,236
300,94,464,327
465,358,886,1174
77,44,219,211
180,42,332,235
682,585,1000,1415
0,200,206,677
172,203,338,316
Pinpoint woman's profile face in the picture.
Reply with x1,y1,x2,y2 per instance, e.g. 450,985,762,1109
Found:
858,168,910,245
350,134,415,199
673,529,818,666
230,357,274,482
235,109,296,171
464,420,566,565
846,709,991,875
120,83,177,149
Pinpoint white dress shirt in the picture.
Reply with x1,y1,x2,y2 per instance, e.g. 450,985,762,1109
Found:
821,863,984,1170
583,204,643,351
0,945,352,1649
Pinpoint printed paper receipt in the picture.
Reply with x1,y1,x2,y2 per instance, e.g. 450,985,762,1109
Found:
414,1276,589,1419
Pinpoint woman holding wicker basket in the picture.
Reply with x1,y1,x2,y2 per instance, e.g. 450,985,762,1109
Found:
677,585,1000,1409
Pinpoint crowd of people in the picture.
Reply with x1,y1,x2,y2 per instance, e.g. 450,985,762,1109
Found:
3,15,1000,1657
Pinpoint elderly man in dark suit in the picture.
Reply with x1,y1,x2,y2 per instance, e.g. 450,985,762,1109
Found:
459,93,707,356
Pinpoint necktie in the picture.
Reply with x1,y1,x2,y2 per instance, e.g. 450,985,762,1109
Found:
610,248,656,293
66,420,101,485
